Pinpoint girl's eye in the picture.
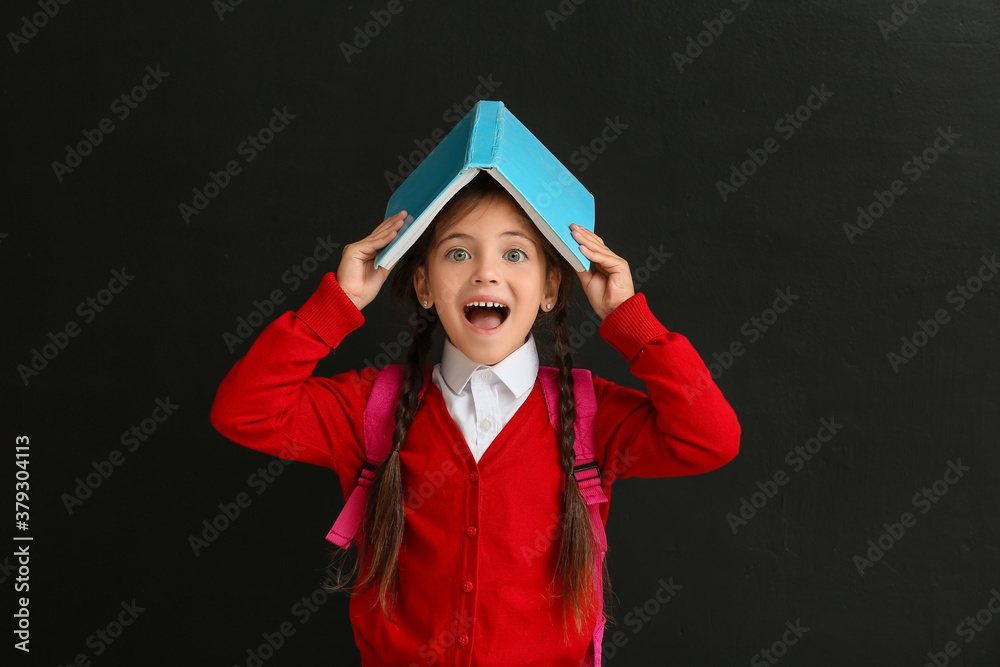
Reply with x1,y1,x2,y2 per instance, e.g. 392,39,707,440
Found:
446,248,528,262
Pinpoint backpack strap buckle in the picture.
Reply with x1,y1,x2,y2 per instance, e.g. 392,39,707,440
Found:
325,460,379,548
356,460,377,481
573,460,601,477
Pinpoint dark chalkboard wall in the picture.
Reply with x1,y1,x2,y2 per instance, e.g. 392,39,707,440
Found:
5,1,999,665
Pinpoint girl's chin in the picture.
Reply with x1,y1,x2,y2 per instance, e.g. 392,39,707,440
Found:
444,316,531,363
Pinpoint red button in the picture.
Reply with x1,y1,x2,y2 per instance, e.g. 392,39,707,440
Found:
457,634,469,646
466,526,477,537
469,471,479,482
462,580,474,592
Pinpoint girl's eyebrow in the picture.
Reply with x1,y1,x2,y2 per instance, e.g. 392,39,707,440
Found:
436,230,537,248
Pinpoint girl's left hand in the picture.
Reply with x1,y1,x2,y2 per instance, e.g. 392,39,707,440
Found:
571,224,635,320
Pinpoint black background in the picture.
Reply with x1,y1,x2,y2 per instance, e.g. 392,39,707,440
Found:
4,1,999,665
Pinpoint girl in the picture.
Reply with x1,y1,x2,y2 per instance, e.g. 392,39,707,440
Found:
210,172,740,666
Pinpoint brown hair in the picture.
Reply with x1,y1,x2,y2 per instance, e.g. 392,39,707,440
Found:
327,172,613,640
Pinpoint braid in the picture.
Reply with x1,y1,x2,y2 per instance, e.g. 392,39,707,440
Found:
326,302,438,623
550,292,604,642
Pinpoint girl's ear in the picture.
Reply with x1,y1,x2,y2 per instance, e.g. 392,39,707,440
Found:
413,265,429,305
541,265,561,310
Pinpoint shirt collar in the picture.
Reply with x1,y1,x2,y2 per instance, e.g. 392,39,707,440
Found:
440,332,539,398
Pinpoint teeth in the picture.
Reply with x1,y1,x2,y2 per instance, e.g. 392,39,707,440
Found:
467,301,506,309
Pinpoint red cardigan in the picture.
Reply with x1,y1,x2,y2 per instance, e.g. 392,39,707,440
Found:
210,273,740,666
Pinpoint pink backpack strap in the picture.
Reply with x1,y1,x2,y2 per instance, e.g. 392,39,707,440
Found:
537,366,609,667
325,365,432,548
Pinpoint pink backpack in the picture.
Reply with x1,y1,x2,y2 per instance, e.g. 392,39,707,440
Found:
325,364,610,666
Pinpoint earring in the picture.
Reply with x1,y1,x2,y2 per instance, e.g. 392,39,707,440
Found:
546,303,552,309
423,300,428,307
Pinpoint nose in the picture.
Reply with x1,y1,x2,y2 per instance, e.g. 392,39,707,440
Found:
472,252,501,284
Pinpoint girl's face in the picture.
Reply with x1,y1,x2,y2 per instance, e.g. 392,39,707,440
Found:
413,195,560,366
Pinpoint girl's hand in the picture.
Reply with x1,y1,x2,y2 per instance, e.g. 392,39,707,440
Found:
571,224,635,320
336,211,407,311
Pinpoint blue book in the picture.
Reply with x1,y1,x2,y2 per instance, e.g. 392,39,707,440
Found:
374,100,594,272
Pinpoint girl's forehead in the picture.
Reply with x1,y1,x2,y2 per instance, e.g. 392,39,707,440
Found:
436,197,536,239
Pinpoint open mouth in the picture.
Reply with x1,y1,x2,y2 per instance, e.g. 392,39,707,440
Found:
463,301,510,331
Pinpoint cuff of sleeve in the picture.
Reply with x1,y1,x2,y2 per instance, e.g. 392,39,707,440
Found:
294,273,365,350
599,292,669,362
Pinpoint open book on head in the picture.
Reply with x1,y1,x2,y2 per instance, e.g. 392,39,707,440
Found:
374,100,595,272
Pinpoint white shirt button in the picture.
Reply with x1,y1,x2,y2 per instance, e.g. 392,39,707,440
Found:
480,370,492,382
479,418,492,432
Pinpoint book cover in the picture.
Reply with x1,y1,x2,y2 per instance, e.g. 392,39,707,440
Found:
374,100,595,272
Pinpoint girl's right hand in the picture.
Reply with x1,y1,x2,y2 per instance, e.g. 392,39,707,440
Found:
335,211,408,311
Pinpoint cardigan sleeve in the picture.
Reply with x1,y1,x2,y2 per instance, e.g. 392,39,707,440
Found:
209,272,375,478
593,292,741,479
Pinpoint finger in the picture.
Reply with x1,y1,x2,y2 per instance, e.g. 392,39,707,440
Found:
364,214,407,248
579,242,624,268
373,211,407,236
366,228,400,254
577,244,610,278
586,254,631,283
576,238,605,262
571,224,605,246
352,227,399,258
590,250,626,269
578,242,607,265
375,223,402,241
577,236,609,258
369,212,406,240
582,236,624,260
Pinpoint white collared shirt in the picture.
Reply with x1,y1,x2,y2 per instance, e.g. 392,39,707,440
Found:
431,333,540,463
